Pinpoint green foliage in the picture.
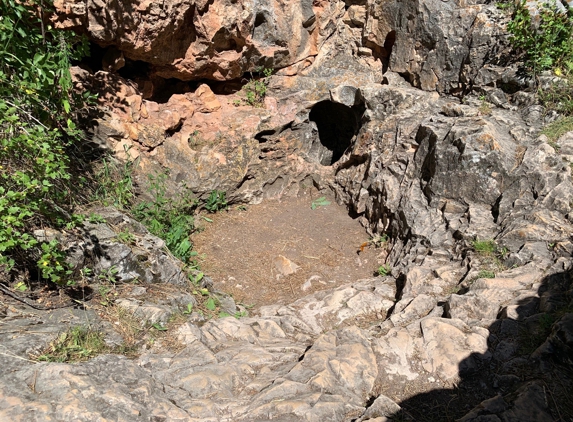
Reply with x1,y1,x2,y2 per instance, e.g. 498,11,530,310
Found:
38,240,72,285
0,0,90,276
478,95,492,115
538,73,573,116
13,281,27,291
88,213,105,224
36,326,107,362
93,153,137,209
471,239,497,254
506,0,573,74
205,297,217,311
205,190,227,213
115,228,136,245
133,172,197,262
477,270,496,279
242,68,273,107
311,196,331,210
189,271,204,285
63,213,86,230
370,234,389,248
542,116,573,141
98,265,119,284
377,264,391,277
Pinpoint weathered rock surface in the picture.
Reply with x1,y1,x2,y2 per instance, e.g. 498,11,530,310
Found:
55,0,513,95
3,1,573,420
55,0,346,81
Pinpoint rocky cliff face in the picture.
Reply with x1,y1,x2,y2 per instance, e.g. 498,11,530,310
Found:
0,1,572,421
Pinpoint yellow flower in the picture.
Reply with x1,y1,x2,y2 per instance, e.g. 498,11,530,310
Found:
43,261,48,266
554,68,562,76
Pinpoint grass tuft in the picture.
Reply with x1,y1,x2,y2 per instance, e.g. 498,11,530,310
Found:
36,326,107,363
542,116,573,143
471,239,497,254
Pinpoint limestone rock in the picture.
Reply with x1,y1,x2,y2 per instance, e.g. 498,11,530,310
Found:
421,317,490,380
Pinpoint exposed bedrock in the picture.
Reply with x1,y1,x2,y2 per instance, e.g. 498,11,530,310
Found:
55,0,515,94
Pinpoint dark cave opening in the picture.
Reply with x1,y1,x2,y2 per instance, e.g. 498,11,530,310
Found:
309,100,362,166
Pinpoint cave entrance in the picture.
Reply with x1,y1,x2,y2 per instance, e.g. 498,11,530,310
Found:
309,100,362,166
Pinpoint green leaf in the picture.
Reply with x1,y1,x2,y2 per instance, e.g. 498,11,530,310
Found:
205,297,216,311
14,281,27,292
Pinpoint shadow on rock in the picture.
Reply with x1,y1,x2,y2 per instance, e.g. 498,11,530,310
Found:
384,268,573,422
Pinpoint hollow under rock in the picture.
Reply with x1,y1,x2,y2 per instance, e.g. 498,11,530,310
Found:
309,100,362,166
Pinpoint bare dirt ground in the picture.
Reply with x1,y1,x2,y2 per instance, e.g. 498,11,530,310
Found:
192,192,384,310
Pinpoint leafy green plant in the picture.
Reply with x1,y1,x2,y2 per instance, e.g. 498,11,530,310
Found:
115,228,136,245
133,172,197,262
205,190,227,213
38,240,72,285
189,271,204,286
98,285,112,306
13,281,27,292
63,213,86,230
88,213,106,224
152,323,167,331
377,264,391,276
182,303,193,315
93,151,137,209
0,0,90,277
98,266,119,284
36,326,107,362
478,95,492,115
205,297,218,311
242,68,273,107
311,196,331,210
506,0,573,74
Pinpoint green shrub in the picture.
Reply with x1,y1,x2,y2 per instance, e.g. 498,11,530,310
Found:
133,172,197,262
0,0,90,276
242,68,273,107
506,0,573,74
205,190,227,213
93,152,137,209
